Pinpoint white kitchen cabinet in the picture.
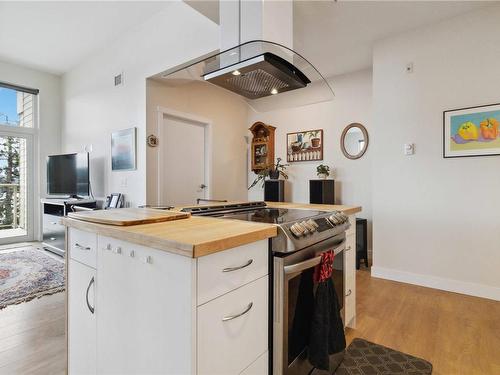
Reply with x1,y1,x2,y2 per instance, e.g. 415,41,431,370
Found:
68,258,96,375
344,216,357,328
197,276,268,375
67,228,270,375
96,236,195,375
197,239,268,305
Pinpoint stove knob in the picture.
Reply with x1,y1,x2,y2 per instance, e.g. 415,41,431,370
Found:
290,224,303,237
296,222,309,235
302,220,316,233
328,214,339,225
307,219,319,231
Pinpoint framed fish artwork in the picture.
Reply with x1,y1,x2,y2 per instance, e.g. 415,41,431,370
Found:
444,103,500,158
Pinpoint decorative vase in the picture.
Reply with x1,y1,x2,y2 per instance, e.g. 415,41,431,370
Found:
269,170,280,180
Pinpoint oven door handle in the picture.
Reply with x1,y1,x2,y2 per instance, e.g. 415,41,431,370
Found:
284,255,322,275
283,240,345,275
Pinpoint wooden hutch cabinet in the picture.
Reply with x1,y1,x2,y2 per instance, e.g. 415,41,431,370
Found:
249,122,276,172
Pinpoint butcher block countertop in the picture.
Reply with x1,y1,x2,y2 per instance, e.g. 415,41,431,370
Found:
62,202,361,258
62,215,277,258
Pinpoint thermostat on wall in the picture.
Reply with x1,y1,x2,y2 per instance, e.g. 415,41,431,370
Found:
404,143,415,155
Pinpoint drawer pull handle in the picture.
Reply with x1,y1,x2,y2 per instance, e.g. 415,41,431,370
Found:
86,276,95,314
346,289,352,297
222,259,253,273
75,243,91,251
222,302,253,322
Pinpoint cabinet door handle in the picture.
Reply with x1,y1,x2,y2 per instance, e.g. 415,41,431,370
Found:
345,289,352,297
86,276,95,314
346,246,352,251
222,259,253,273
222,302,253,322
75,243,91,251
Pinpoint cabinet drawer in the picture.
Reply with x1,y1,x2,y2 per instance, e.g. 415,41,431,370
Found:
69,228,97,268
197,276,268,375
197,240,268,305
43,214,65,250
240,351,268,375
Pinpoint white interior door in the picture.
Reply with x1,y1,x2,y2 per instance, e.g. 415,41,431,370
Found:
160,114,207,206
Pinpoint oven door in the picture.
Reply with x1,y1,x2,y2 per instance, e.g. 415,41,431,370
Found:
273,236,345,375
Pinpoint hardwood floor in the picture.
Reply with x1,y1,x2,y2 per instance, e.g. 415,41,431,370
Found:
346,269,500,375
0,245,66,375
0,267,498,374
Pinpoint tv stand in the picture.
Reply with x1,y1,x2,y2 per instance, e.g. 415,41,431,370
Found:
41,198,97,257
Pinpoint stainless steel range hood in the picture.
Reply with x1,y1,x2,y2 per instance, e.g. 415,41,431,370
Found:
156,40,333,112
203,52,311,99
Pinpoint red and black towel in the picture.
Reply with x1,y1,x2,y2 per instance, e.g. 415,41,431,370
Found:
308,250,346,371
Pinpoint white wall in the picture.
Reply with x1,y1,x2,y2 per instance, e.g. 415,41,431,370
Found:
371,5,500,300
62,2,219,207
0,60,61,239
248,69,373,248
146,80,250,204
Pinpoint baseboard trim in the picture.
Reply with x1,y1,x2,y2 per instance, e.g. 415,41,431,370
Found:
371,266,500,301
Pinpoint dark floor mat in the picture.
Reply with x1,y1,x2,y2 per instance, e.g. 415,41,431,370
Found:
335,338,433,374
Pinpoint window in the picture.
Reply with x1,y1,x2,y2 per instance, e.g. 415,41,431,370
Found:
0,82,38,128
0,81,38,242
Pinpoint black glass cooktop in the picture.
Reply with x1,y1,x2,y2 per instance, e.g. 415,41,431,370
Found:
219,208,326,224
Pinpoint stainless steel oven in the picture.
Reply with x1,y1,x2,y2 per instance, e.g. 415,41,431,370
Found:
273,235,345,375
181,202,350,375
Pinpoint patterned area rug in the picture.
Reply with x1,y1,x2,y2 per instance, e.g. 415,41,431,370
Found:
0,248,65,310
335,338,433,374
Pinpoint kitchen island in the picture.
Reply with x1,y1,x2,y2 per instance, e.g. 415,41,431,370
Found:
62,202,361,375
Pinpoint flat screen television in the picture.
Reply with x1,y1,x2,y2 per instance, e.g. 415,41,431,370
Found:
47,153,90,198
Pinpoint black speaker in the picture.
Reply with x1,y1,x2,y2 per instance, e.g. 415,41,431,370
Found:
356,218,369,269
309,179,335,204
264,180,284,202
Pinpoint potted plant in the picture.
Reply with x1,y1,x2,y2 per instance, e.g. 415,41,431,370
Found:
249,157,289,189
308,130,321,148
316,164,330,179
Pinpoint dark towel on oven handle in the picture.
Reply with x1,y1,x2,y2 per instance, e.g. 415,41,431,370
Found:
308,250,346,371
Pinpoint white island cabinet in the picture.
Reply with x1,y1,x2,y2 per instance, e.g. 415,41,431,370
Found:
67,227,269,375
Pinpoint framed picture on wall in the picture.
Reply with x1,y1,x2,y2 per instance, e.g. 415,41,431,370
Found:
444,103,500,158
111,127,137,170
286,129,323,162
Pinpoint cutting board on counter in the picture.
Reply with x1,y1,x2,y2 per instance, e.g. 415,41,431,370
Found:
67,208,190,226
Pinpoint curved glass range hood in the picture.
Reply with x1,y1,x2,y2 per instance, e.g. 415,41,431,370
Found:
156,40,334,112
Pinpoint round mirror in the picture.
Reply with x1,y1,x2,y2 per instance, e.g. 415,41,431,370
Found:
341,123,369,159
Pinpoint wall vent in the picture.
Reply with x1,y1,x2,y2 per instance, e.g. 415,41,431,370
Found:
114,73,123,86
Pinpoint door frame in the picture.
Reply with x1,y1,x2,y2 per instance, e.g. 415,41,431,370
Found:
156,106,213,206
0,124,37,244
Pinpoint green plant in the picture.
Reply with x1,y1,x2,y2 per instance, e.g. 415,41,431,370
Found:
308,130,320,139
248,157,289,189
316,164,330,178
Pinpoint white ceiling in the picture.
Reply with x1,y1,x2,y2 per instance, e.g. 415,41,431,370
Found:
0,1,171,75
0,1,491,77
294,1,491,77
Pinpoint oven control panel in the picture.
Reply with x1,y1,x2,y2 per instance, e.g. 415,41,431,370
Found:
288,212,349,238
